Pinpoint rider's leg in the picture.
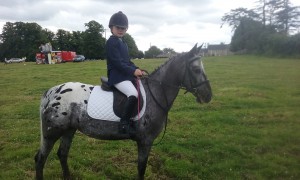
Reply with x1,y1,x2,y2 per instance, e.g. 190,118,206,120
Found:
114,81,138,133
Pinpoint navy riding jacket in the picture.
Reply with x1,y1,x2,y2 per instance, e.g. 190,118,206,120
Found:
105,35,138,86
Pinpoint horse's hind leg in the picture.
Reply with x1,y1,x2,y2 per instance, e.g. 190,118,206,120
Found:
35,137,59,180
57,129,76,180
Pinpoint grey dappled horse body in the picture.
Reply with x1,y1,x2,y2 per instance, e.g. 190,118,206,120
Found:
35,44,212,180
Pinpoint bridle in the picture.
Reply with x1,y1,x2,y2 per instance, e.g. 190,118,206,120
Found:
144,56,210,113
180,56,210,96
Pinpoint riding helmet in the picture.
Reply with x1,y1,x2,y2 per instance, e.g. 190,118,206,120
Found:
109,11,128,28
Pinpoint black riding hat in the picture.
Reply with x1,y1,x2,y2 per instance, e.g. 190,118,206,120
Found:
109,11,128,28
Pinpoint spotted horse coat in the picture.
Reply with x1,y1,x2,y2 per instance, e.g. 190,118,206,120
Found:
40,82,93,133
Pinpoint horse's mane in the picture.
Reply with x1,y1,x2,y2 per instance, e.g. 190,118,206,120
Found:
148,43,204,77
149,52,186,76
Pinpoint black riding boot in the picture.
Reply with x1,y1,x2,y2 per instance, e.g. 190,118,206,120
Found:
119,96,137,134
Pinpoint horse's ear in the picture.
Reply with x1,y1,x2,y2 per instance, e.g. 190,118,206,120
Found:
189,43,203,56
189,43,198,55
197,44,203,55
197,43,203,52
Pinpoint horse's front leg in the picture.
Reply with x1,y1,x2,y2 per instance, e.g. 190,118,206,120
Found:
136,140,153,180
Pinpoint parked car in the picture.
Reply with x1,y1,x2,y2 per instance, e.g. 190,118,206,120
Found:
4,57,26,64
73,55,85,62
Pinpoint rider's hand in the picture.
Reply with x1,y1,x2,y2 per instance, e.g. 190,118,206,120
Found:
134,69,143,77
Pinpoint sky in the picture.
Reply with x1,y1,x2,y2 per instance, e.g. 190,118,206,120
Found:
0,0,299,53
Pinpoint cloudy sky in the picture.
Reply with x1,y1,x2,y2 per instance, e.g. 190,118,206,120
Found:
0,0,299,52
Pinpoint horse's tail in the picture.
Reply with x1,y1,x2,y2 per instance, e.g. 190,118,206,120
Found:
39,95,45,148
39,89,50,148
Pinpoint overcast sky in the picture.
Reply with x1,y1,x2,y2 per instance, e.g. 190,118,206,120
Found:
0,0,299,52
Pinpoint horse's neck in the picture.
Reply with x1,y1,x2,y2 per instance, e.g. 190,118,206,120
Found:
145,58,185,111
154,58,184,86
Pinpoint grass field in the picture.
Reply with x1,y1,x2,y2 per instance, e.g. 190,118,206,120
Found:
0,56,299,179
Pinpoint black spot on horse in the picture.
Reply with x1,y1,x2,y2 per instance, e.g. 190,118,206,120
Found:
60,88,73,94
89,86,94,91
55,84,65,94
43,90,49,98
52,102,60,107
62,112,68,116
81,85,85,88
84,100,88,104
44,100,50,109
56,97,61,100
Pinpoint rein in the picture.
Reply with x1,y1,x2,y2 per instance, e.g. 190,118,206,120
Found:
143,77,171,146
145,77,176,113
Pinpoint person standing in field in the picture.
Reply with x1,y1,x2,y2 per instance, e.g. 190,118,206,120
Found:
105,11,144,134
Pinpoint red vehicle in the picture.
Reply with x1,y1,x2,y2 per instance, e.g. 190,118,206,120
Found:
61,51,76,62
36,51,76,64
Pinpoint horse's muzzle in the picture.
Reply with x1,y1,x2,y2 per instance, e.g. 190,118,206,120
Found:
195,82,212,103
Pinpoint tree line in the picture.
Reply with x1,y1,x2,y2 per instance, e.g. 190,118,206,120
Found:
222,0,300,57
0,20,145,61
0,19,176,61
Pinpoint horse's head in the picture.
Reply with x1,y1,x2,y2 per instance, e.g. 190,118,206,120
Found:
180,44,212,103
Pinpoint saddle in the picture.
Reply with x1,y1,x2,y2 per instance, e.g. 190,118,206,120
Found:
100,77,144,118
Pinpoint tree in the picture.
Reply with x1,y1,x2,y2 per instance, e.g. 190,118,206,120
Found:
137,50,144,59
82,20,106,59
69,31,84,54
162,48,176,54
144,46,162,59
272,0,300,34
54,29,72,51
0,20,146,61
0,22,47,61
230,18,265,53
221,8,260,31
123,33,139,58
224,0,300,34
42,29,55,44
253,0,300,33
222,1,300,57
255,0,268,26
265,0,279,26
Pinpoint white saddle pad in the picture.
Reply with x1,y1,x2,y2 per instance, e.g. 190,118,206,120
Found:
87,80,146,121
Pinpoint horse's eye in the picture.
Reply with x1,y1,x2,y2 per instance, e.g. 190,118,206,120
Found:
193,68,201,74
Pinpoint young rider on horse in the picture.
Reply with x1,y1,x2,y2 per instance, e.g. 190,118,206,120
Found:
105,11,144,134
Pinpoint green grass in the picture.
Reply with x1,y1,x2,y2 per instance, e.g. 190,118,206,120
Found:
0,56,299,179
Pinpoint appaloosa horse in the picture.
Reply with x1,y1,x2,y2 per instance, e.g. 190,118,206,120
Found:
35,44,212,179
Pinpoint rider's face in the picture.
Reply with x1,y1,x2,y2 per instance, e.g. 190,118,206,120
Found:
112,26,127,38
